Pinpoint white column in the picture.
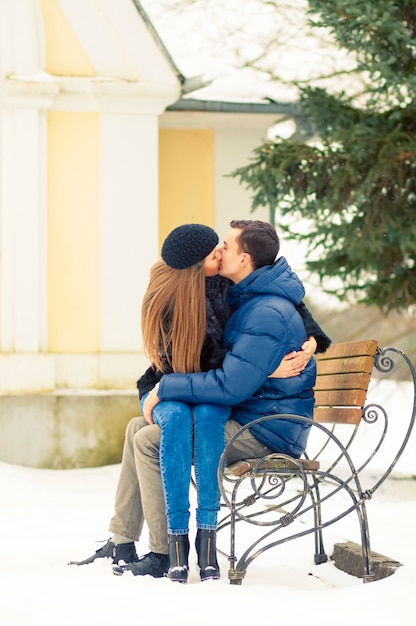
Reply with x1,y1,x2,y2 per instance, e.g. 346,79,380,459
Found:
0,107,15,352
0,82,55,353
14,106,44,351
99,112,159,353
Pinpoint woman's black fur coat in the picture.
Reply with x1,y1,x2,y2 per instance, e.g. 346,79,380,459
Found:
137,275,331,399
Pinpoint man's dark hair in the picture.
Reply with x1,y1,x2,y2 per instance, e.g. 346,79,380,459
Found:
230,220,279,269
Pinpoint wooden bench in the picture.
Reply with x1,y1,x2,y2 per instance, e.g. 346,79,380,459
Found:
217,340,416,585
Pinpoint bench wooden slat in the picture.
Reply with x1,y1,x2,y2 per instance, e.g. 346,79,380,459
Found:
315,372,371,392
314,388,368,408
316,355,375,377
225,457,320,477
315,339,378,361
313,406,363,425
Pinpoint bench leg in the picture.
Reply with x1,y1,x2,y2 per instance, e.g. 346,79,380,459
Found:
309,478,329,565
228,568,246,585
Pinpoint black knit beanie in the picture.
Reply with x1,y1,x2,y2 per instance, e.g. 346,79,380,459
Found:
161,224,219,269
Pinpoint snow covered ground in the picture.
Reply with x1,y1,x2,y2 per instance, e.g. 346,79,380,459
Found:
1,455,415,626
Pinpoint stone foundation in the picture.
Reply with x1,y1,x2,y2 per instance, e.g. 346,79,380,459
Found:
332,541,402,581
0,391,139,469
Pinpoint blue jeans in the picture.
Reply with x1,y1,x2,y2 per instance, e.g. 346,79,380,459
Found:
141,395,230,535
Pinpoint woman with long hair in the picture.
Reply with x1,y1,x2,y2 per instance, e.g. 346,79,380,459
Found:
139,224,232,583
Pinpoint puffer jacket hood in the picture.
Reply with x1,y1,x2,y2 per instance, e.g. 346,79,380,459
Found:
227,257,305,311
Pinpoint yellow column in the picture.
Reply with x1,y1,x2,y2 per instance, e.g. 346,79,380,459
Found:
47,111,100,352
159,129,214,246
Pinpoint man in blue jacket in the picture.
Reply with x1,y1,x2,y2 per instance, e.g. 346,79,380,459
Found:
143,219,316,460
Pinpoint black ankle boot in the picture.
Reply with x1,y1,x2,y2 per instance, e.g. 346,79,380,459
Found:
167,534,189,583
195,529,220,581
112,551,169,578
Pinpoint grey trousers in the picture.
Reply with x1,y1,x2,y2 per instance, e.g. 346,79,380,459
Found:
108,416,272,554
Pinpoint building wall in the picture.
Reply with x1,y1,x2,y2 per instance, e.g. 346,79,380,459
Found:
159,111,271,241
0,1,279,467
0,0,181,396
0,0,181,466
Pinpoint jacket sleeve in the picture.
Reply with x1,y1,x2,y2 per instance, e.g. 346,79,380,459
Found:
296,301,332,353
158,305,291,406
137,365,163,399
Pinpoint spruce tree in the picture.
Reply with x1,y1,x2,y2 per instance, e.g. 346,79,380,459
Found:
232,0,416,312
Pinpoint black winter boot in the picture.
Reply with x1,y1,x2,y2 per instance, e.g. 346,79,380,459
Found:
167,534,190,583
112,551,169,578
195,529,220,581
68,538,139,566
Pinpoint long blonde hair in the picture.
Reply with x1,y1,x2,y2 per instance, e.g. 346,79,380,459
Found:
141,261,207,373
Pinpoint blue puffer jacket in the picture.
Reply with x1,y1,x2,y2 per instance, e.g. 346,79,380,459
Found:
158,257,316,458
